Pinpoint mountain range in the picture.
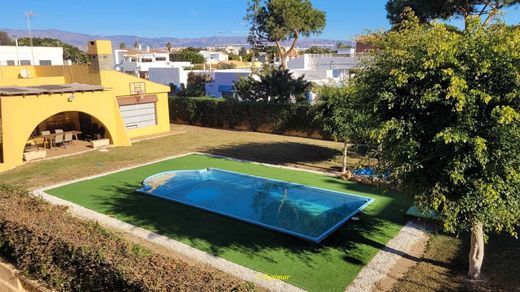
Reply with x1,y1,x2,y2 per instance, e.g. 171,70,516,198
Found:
1,28,349,50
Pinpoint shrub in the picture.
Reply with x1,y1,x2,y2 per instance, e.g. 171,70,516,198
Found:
0,185,253,291
169,97,322,135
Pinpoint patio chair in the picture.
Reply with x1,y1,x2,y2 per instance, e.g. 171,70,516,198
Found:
54,129,63,134
64,132,73,147
41,130,51,148
53,133,64,149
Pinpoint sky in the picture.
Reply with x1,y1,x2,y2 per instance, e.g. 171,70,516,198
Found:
0,0,519,40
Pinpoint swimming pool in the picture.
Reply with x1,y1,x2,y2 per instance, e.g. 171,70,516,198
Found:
137,168,374,243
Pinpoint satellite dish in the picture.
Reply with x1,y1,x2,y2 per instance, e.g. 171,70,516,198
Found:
19,69,31,78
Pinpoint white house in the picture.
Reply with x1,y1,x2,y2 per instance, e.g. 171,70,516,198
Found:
199,50,229,63
204,69,250,98
287,53,358,84
114,46,191,79
336,47,356,56
0,46,64,66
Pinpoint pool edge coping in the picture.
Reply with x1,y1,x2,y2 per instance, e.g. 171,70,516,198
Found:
138,167,374,243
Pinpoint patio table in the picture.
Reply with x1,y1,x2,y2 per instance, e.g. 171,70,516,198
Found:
32,130,82,149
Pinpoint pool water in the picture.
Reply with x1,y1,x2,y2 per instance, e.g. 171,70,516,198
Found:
138,168,373,243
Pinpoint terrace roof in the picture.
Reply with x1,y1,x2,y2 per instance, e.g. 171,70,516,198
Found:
0,83,106,97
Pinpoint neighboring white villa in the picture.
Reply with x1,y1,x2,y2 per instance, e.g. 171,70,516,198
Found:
114,46,191,79
287,53,358,84
0,46,64,66
199,50,229,63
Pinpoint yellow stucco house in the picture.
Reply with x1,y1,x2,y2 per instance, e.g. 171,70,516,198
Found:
0,40,171,172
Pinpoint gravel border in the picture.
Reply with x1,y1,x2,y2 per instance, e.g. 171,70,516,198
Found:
345,221,430,292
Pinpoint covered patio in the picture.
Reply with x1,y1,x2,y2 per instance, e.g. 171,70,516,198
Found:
24,111,111,161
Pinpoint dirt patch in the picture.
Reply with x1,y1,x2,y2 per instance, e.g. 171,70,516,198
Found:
374,231,429,291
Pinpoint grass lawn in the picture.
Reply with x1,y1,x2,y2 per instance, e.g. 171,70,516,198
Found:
0,125,349,189
45,153,411,292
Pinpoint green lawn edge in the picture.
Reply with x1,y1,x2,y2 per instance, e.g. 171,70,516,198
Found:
46,154,410,292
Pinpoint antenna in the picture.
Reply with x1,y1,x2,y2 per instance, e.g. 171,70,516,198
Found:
25,11,36,65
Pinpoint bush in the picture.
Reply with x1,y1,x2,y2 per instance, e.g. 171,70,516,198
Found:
169,97,322,135
0,185,253,292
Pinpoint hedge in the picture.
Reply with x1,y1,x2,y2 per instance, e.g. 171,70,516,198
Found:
0,185,254,291
169,97,323,136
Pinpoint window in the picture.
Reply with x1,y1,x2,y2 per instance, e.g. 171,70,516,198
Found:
6,60,15,66
155,57,166,61
39,60,52,65
141,58,152,63
20,60,31,65
119,103,157,129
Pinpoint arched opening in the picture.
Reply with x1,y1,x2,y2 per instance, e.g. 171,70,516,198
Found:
24,111,112,160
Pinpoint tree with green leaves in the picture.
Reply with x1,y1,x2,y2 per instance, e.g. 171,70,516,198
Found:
313,85,371,173
17,37,88,64
304,46,334,54
386,0,520,28
234,66,311,103
245,0,326,69
336,42,353,49
165,42,172,53
119,42,126,49
0,31,14,45
355,10,520,279
170,48,205,64
184,72,211,97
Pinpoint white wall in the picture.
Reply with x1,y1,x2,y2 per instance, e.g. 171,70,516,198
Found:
205,70,250,98
0,46,64,66
149,67,188,89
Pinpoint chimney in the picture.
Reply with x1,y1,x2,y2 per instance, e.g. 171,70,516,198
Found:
146,46,150,52
87,40,114,72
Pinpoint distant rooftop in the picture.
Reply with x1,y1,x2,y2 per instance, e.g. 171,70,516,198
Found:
117,48,169,55
0,83,106,97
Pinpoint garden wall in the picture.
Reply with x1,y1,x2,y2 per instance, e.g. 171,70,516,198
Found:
0,185,253,292
169,97,325,139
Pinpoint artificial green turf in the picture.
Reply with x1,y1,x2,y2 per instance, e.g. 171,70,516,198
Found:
46,154,410,292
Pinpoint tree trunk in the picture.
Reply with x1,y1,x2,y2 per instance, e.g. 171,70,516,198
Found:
280,53,288,70
468,221,485,279
342,142,349,173
274,40,286,70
